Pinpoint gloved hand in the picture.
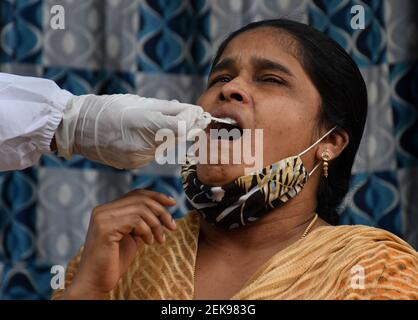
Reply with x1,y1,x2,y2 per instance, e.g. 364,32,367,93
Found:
54,94,210,169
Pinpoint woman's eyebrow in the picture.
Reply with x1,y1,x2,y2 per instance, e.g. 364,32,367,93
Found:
210,58,236,74
251,57,294,77
210,57,295,78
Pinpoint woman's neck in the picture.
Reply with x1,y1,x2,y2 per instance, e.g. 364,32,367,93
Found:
198,197,329,256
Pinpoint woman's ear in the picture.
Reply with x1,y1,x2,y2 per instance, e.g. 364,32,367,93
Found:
316,127,349,160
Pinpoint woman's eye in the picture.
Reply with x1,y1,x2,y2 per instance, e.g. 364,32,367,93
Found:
261,77,284,84
209,76,231,86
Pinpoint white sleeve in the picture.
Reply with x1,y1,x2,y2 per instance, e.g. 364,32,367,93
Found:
0,73,73,171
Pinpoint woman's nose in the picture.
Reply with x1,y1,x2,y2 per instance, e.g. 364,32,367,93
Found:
219,81,250,104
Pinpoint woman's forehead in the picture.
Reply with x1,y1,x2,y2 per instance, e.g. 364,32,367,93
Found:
216,27,302,68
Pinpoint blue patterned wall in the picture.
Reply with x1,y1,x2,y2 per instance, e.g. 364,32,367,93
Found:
0,0,417,299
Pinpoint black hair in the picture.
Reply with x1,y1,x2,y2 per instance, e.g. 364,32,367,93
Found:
210,19,368,225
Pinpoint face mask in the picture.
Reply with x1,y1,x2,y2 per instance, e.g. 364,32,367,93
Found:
181,126,336,229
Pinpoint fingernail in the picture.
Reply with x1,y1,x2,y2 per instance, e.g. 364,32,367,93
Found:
162,233,166,241
171,217,176,224
167,195,176,201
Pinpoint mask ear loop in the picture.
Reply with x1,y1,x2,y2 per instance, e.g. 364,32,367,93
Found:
308,162,322,176
297,126,337,176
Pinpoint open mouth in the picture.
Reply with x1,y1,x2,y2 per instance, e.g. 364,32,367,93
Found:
208,117,243,141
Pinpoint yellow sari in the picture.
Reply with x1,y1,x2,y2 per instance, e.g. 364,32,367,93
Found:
53,211,418,300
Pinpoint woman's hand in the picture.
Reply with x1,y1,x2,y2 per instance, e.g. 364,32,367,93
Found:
61,189,177,299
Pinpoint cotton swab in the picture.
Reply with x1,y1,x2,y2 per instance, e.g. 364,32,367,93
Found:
210,116,238,125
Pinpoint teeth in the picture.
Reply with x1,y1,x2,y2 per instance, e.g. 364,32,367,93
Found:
211,116,238,126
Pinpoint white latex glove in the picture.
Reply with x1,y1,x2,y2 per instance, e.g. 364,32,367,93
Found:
54,94,211,169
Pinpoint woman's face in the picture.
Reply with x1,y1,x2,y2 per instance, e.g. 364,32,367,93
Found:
196,27,322,185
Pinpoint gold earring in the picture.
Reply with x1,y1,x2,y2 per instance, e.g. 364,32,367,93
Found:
322,150,331,178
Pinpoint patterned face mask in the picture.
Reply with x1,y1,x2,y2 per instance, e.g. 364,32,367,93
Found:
181,127,336,229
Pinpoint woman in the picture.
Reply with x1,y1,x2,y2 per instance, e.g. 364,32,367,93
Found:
53,19,418,300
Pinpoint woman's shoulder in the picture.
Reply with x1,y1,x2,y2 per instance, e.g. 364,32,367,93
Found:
314,223,418,266
313,223,416,250
311,224,418,299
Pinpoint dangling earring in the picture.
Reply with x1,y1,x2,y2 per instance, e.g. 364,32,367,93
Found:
321,150,331,178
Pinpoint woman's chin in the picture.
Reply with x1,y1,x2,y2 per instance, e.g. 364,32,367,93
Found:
196,163,243,186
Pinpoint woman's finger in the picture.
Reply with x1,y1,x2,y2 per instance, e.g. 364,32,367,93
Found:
134,189,177,206
92,212,152,245
98,202,172,242
136,209,166,244
141,198,177,231
99,192,177,232
98,189,176,211
130,216,154,245
118,202,173,243
111,207,159,245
